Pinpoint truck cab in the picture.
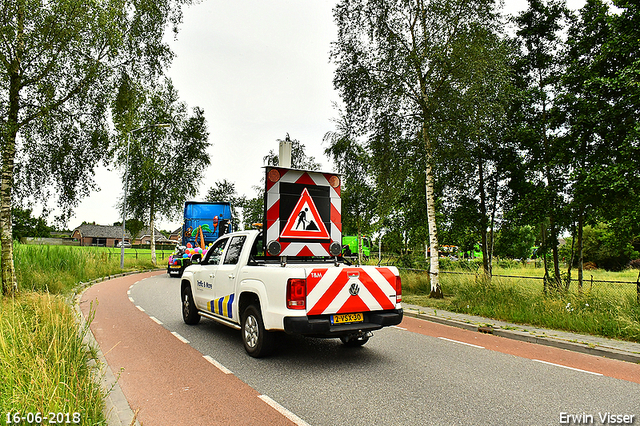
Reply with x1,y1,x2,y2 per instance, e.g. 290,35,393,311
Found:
168,201,234,277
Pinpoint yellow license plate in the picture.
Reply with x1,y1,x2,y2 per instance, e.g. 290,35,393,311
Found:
331,313,363,325
169,264,181,269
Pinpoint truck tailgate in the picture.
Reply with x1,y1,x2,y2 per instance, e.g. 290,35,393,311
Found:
305,267,399,315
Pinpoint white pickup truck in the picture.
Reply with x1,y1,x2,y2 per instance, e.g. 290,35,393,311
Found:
180,229,403,357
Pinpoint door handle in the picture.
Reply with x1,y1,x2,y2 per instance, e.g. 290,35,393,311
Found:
209,274,214,279
228,274,235,280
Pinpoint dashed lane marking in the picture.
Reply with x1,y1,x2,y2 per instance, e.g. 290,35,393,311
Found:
149,316,163,325
438,337,485,349
533,359,603,376
392,326,407,331
203,355,233,375
171,332,190,344
136,306,145,312
258,395,310,426
128,297,134,303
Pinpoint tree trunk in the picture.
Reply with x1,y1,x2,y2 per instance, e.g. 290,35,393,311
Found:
541,222,549,295
150,201,157,266
1,131,17,296
550,216,561,290
357,223,362,266
577,210,584,291
478,158,490,280
566,223,576,291
424,131,441,298
1,2,24,296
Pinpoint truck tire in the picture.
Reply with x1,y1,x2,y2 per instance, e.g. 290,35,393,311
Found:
181,284,200,325
241,304,274,358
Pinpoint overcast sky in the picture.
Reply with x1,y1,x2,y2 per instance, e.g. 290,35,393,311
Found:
68,0,586,232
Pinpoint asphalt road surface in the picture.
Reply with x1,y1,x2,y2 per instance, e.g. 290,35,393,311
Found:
98,273,640,425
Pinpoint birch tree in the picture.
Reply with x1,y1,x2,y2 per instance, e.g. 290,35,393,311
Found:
330,0,506,297
0,0,192,295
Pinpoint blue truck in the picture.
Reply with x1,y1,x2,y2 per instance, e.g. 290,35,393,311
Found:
167,201,234,277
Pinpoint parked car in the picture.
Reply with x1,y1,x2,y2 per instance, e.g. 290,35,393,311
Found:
117,241,132,248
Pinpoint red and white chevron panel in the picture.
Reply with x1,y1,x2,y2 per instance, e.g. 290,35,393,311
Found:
265,167,341,257
306,267,398,316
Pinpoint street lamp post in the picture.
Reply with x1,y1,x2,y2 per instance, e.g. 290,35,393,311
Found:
120,123,171,269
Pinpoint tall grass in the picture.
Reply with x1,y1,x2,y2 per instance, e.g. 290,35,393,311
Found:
14,243,156,293
0,293,105,424
2,243,160,422
402,270,640,343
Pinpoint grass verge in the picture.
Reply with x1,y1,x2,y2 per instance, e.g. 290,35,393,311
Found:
0,293,105,424
402,270,640,343
2,244,162,423
15,243,156,293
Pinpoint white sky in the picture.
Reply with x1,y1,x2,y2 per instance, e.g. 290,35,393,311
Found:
67,0,586,232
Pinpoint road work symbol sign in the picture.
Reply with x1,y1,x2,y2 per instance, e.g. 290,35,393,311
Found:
280,188,330,240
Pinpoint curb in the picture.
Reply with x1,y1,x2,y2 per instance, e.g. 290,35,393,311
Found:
72,271,160,426
403,308,640,365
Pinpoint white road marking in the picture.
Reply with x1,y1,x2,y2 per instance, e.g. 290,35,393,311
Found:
171,332,190,344
136,306,145,312
438,337,485,349
149,316,163,325
258,395,310,426
533,359,603,376
203,355,233,375
392,326,407,331
128,297,134,303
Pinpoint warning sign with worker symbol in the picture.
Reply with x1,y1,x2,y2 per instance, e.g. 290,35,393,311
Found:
264,166,342,257
280,188,330,239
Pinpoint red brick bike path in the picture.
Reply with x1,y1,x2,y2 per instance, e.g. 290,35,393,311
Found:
80,271,294,426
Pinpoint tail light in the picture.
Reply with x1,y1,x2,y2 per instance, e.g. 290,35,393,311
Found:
287,278,306,310
395,275,402,303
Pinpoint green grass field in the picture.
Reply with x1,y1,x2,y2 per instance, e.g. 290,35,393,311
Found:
13,243,166,293
401,263,640,343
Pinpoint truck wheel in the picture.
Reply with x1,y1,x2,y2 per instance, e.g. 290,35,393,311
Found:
241,305,274,358
181,285,200,325
340,333,370,347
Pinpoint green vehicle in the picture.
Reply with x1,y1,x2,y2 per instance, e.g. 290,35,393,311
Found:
342,235,371,259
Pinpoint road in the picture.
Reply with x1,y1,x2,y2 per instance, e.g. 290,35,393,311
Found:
84,272,640,426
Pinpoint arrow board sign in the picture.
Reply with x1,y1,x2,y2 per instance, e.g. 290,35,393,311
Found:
280,188,330,240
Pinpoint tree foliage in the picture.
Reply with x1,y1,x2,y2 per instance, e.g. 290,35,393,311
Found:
330,0,509,295
12,207,52,241
118,79,210,264
326,0,640,286
205,179,246,225
0,0,193,294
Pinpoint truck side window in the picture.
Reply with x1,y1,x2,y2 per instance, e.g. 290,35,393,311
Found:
204,238,227,265
223,236,246,265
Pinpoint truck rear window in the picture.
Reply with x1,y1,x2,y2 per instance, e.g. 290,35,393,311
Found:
224,236,246,265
